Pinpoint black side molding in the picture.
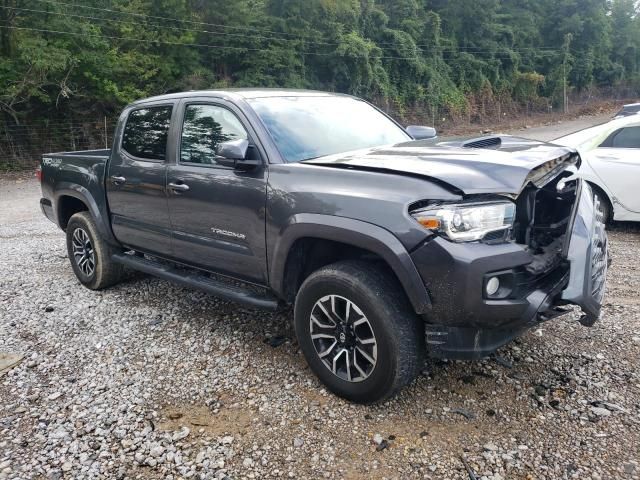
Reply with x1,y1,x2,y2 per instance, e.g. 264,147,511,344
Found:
112,253,279,310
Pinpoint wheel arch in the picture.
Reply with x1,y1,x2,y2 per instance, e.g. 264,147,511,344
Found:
54,183,118,245
269,214,431,314
57,195,89,230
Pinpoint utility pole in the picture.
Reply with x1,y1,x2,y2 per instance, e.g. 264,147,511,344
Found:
301,38,306,83
562,33,572,114
70,118,75,151
563,62,566,114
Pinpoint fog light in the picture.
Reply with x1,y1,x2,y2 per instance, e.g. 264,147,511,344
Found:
486,276,500,296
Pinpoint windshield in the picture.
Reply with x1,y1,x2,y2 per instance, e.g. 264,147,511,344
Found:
248,96,410,162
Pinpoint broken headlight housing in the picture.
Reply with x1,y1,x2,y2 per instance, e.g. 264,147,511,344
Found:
411,201,516,242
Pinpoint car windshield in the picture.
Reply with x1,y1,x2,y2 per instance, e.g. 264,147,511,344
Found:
248,96,411,162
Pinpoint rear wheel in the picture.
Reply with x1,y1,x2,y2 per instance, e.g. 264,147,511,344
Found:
294,260,425,403
66,212,124,290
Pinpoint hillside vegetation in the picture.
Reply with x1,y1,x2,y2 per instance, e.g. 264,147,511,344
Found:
1,0,639,167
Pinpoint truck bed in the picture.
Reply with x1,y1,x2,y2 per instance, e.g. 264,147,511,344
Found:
44,149,111,159
40,149,112,238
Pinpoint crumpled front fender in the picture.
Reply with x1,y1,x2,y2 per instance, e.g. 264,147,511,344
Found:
561,180,609,325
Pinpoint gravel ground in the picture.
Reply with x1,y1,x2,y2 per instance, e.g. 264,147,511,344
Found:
1,164,640,479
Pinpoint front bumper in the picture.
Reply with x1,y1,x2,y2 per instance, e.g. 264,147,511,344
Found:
411,179,608,359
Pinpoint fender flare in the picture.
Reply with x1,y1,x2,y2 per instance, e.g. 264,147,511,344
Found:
54,183,119,245
269,213,431,314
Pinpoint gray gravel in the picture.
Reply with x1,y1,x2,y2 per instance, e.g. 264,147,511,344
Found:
1,171,639,479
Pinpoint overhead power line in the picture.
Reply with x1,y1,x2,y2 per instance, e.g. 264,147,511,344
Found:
0,25,562,61
20,0,561,53
32,0,314,39
2,5,341,48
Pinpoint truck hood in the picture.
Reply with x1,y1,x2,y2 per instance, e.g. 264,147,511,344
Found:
303,136,579,196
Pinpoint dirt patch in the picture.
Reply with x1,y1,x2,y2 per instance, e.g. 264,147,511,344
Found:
0,352,23,377
297,385,331,407
157,402,256,438
439,100,619,138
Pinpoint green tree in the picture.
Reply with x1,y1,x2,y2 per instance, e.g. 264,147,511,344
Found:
2,0,640,160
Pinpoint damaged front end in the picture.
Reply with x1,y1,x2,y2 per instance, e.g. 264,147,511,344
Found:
512,166,608,326
410,148,609,359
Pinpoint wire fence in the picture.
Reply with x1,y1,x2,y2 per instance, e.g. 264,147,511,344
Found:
0,118,116,172
0,87,635,172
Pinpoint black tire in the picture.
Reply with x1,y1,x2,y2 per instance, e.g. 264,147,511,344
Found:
294,260,425,403
66,211,124,290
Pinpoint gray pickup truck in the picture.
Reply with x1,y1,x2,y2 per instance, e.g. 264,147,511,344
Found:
39,89,608,403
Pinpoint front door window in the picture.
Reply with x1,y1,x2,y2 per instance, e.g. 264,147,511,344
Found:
180,105,248,165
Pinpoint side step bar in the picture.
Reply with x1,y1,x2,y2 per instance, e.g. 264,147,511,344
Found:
112,253,279,310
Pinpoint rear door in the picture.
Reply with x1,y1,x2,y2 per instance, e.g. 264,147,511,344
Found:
592,125,640,212
166,100,268,284
106,102,176,255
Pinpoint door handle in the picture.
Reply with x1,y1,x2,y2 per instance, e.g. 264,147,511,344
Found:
168,182,190,192
110,176,126,185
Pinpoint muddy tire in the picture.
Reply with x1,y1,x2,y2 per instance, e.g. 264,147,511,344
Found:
294,260,425,403
66,212,124,290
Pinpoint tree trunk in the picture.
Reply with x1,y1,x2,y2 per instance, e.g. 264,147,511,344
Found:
0,0,18,57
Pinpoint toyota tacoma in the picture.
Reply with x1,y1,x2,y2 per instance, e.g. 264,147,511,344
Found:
39,89,608,403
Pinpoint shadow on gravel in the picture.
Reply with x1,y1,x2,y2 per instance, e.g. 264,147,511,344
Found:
608,221,640,233
109,267,546,386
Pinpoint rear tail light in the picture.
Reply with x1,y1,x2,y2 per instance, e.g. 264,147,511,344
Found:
35,167,42,182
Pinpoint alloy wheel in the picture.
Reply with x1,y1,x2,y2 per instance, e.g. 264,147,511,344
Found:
309,294,377,382
71,227,95,277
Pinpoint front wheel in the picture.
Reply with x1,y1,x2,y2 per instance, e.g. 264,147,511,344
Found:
294,260,425,403
66,212,124,290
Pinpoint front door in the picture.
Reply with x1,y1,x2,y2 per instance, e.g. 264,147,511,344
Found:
594,125,640,212
106,103,175,255
166,101,268,284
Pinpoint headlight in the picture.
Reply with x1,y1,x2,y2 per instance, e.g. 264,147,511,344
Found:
411,201,515,242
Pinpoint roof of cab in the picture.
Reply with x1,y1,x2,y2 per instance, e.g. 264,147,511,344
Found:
131,88,349,105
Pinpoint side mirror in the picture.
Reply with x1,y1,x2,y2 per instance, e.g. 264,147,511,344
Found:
406,125,437,140
215,139,259,170
216,138,249,160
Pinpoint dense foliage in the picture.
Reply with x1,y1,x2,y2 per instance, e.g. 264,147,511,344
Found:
1,0,640,166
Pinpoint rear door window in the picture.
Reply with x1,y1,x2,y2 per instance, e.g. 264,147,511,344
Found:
122,106,173,160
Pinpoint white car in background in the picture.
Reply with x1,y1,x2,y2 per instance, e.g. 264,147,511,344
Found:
613,102,640,119
555,116,640,223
